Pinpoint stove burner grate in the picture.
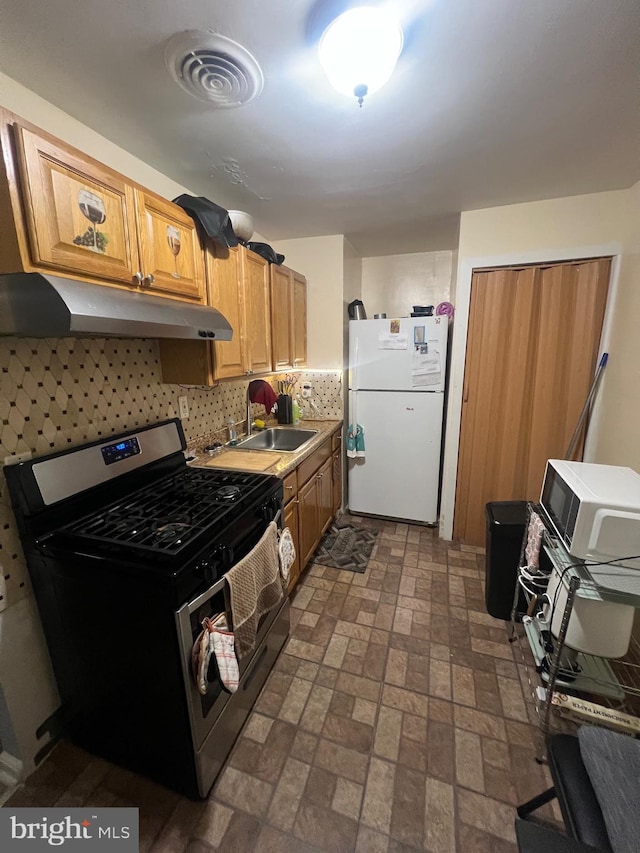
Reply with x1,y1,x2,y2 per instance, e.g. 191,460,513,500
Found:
57,466,275,556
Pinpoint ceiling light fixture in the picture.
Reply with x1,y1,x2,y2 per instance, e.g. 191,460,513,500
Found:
319,6,403,107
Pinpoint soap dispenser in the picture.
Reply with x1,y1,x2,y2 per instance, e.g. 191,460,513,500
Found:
228,417,239,445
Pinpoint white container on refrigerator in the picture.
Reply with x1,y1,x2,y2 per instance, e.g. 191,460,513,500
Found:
348,318,448,524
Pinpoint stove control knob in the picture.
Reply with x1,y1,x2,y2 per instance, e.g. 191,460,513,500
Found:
260,497,281,522
194,559,213,581
211,544,234,568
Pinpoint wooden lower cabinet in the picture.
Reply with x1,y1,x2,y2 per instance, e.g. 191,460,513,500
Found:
298,474,321,569
317,457,333,536
332,449,342,515
282,430,343,593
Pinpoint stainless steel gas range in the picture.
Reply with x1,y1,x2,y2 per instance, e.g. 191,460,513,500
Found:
4,419,290,799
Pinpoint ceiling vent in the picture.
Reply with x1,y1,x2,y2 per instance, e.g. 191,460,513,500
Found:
165,30,264,108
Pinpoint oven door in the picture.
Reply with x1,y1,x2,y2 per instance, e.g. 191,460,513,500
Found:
175,512,286,752
175,572,290,797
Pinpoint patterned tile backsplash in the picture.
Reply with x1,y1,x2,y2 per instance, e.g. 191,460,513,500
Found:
0,336,342,612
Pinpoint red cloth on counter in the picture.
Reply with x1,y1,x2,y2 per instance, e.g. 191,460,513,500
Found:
248,379,278,413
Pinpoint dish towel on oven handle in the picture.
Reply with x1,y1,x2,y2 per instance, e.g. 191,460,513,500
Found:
278,526,296,584
225,521,284,660
192,614,239,694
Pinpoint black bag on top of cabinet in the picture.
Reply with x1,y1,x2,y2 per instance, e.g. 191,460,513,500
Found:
173,194,238,248
246,242,285,265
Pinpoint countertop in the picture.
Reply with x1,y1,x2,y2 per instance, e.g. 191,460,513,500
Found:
188,419,343,478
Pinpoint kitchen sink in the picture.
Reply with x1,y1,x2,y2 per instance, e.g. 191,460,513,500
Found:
236,427,318,452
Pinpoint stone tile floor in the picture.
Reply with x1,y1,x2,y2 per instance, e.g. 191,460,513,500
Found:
7,515,561,851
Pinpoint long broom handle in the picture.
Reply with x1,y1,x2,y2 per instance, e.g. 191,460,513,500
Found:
564,352,608,459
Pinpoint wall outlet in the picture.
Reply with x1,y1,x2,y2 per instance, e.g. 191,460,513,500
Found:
178,396,189,420
2,451,32,467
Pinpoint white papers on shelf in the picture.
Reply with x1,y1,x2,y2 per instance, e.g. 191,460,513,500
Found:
411,345,441,387
378,333,408,350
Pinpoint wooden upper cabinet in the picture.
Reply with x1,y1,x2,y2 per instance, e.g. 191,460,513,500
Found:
269,265,307,372
161,244,275,384
14,124,139,285
292,271,307,368
270,264,294,371
207,245,245,380
134,190,205,302
243,248,272,374
8,121,205,302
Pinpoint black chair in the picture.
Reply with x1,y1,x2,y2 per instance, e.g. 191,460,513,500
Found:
515,819,604,853
517,734,612,852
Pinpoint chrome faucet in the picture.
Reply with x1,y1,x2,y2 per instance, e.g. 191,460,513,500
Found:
246,383,253,437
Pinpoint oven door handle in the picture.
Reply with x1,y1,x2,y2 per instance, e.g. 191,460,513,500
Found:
183,575,227,616
274,508,282,527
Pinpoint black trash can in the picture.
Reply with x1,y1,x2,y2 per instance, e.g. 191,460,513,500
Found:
485,501,528,620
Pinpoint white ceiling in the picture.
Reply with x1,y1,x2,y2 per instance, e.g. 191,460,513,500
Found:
0,0,638,256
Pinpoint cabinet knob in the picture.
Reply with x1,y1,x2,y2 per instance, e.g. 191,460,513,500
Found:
134,271,143,284
142,274,155,287
285,485,294,491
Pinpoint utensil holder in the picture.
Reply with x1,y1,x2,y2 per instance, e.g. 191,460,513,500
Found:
277,395,293,424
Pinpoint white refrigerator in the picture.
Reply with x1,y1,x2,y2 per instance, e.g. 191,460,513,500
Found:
348,317,448,524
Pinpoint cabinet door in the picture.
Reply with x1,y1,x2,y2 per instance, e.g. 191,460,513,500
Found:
332,449,342,516
298,475,320,569
243,248,272,374
158,339,214,385
284,499,301,593
14,124,139,285
292,271,307,368
207,245,246,379
270,265,293,371
135,190,205,302
317,458,333,537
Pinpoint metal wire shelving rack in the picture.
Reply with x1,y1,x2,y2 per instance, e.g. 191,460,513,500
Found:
509,503,640,761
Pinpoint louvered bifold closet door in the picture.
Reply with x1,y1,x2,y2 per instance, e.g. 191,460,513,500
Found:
454,258,610,546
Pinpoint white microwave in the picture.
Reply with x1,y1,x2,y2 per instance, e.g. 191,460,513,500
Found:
540,460,640,569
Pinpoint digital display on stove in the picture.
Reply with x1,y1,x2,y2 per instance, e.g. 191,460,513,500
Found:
101,437,141,466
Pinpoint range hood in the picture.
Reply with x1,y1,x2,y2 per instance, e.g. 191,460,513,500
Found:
0,273,233,341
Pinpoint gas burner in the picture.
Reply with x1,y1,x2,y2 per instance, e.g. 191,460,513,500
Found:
102,514,148,538
215,485,241,501
152,522,192,547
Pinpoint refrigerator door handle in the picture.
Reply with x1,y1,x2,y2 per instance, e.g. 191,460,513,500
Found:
353,337,359,392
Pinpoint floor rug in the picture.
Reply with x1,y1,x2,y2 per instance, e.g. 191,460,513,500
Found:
313,521,379,573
